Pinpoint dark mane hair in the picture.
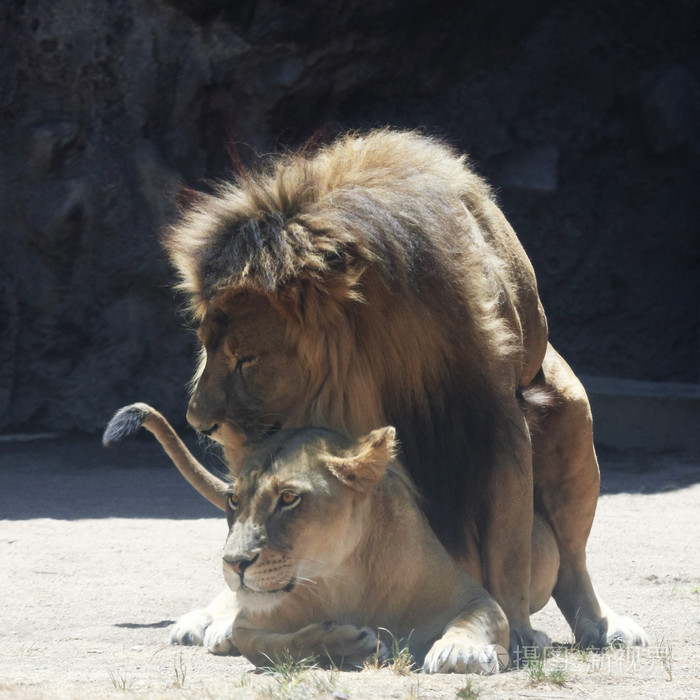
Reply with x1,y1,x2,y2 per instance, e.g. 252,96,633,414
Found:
165,129,528,555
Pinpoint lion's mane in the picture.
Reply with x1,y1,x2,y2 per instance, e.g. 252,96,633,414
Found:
165,130,526,555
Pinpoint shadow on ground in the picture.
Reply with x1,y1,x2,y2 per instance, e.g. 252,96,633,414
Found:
0,435,225,520
598,448,700,495
1,436,698,520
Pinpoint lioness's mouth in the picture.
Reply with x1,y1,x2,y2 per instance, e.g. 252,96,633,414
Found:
242,577,296,595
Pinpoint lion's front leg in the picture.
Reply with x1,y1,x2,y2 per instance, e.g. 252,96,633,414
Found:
423,596,510,674
479,407,550,657
233,618,388,668
170,586,240,655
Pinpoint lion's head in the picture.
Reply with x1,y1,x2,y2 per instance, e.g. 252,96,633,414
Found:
165,129,527,553
221,426,395,614
186,292,302,441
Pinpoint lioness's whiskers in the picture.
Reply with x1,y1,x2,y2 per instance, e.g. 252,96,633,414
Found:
286,557,349,586
294,576,318,587
292,581,333,607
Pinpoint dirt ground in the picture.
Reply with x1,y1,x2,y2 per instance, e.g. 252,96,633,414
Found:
0,435,698,700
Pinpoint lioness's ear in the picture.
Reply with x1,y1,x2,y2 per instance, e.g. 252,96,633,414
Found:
327,427,396,493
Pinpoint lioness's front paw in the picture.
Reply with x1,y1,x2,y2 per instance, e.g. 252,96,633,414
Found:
170,609,213,646
312,623,387,667
203,618,240,655
423,637,506,674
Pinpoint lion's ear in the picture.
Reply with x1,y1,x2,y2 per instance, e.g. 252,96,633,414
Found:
326,427,396,493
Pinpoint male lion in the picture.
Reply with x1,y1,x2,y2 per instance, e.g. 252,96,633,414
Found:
104,403,561,672
163,129,647,652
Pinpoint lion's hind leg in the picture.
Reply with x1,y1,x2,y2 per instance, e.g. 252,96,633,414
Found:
532,345,648,649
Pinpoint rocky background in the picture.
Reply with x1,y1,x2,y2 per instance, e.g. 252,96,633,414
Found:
1,0,698,434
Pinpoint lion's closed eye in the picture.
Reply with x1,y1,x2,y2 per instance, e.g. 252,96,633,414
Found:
234,356,256,374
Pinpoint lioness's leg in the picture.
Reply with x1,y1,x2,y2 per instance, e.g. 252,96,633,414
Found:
233,619,387,668
532,345,647,647
423,594,510,674
170,586,241,655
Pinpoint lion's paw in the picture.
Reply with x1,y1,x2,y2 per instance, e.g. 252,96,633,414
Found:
169,609,213,647
203,618,240,655
509,625,551,664
605,614,649,648
575,612,648,649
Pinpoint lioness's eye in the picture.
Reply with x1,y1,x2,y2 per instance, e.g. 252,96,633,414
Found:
227,492,239,510
279,492,300,509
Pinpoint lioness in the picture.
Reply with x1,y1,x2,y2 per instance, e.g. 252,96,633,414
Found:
164,129,647,651
104,403,560,672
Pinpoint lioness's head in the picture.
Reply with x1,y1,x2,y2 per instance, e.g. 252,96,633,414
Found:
221,426,395,614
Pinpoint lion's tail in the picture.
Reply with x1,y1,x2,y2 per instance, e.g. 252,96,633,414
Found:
518,384,558,436
102,403,228,511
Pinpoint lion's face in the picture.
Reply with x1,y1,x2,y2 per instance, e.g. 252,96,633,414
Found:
220,428,388,614
187,293,304,446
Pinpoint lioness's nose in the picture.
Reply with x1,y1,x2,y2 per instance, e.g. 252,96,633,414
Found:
224,553,259,576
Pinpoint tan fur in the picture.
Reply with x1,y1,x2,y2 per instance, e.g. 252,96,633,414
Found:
162,129,647,651
232,422,510,670
165,131,533,439
222,427,562,671
106,403,560,670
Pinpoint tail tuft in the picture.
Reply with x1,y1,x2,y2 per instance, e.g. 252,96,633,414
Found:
102,404,151,447
518,385,558,435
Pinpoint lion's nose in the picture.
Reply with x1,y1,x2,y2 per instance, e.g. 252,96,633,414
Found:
224,553,259,577
186,402,218,435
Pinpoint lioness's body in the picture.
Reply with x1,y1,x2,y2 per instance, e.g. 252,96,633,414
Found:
164,130,647,650
226,427,512,670
104,405,560,671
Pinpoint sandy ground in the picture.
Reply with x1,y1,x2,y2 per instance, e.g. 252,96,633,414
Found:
0,436,698,700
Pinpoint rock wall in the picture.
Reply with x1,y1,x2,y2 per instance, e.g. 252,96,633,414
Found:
1,0,698,433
